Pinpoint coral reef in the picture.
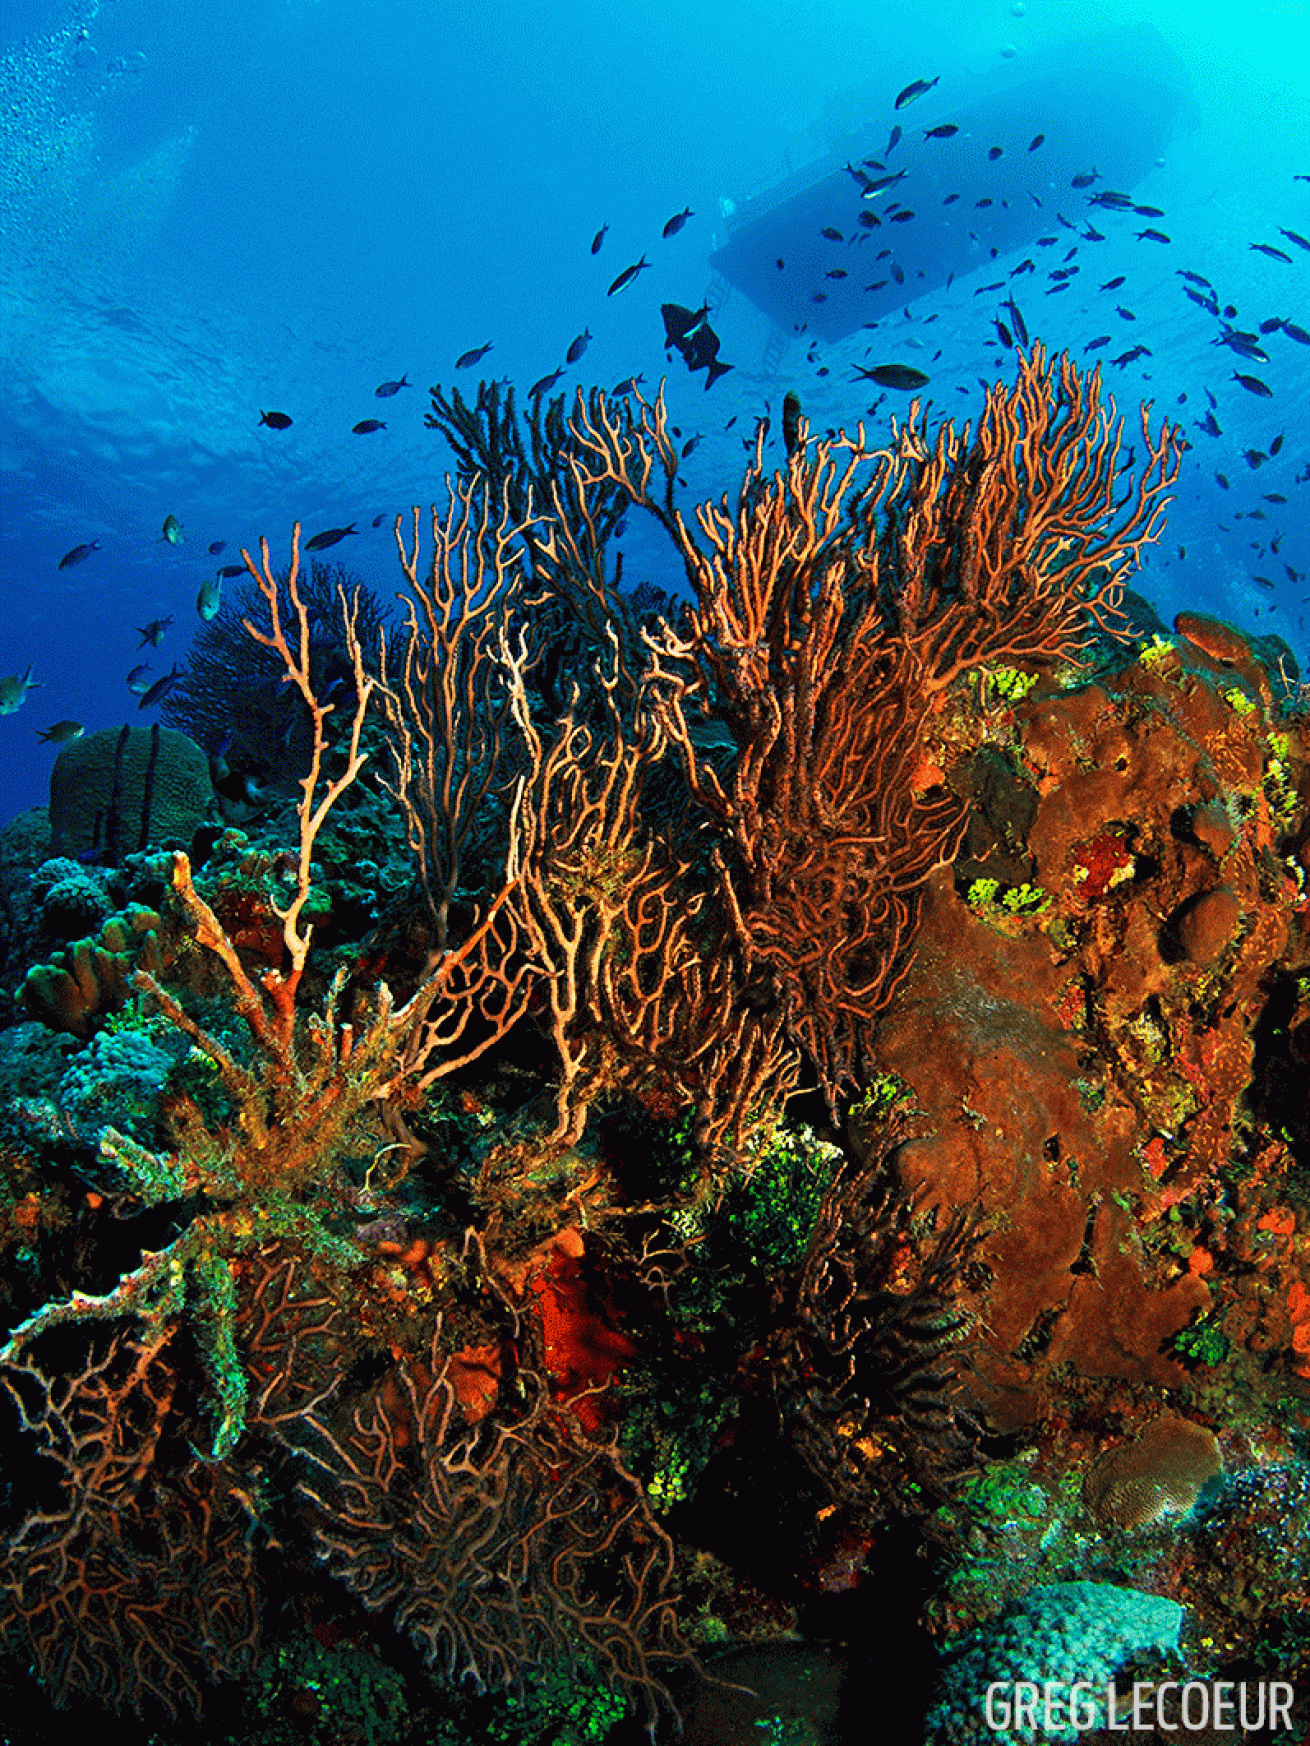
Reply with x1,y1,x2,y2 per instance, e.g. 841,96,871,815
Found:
0,352,1304,1742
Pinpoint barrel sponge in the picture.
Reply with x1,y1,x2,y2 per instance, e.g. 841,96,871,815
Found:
49,724,214,858
926,1582,1186,1744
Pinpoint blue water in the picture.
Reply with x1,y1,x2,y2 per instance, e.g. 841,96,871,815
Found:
2,0,1308,823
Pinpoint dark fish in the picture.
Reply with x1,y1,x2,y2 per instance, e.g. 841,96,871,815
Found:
126,663,153,693
681,434,702,457
865,279,889,291
528,367,564,397
924,123,958,139
1085,335,1111,352
820,226,844,240
1254,575,1276,590
1136,228,1170,243
259,410,292,429
216,563,247,578
1233,371,1273,397
1278,227,1310,252
891,263,905,285
662,207,693,238
57,540,100,570
372,514,386,528
1083,224,1106,242
994,318,1012,347
456,343,493,368
942,193,960,206
889,209,915,223
1265,492,1288,503
858,210,882,227
208,539,226,554
591,223,608,255
1177,270,1212,287
304,524,358,551
1111,345,1151,365
988,145,1003,160
1270,432,1285,456
857,363,929,390
1259,317,1285,334
1116,306,1136,320
1244,450,1267,469
863,169,907,194
1133,205,1165,217
352,419,385,433
976,197,994,208
1100,276,1126,291
1198,411,1222,436
1006,300,1028,346
1251,243,1293,263
661,303,710,350
1215,472,1230,490
1011,258,1036,276
1281,320,1309,346
374,374,409,397
612,374,644,396
135,617,173,647
885,124,902,154
608,256,650,295
782,389,803,456
681,322,733,389
894,75,939,109
1028,133,1045,151
138,663,182,708
1071,167,1099,188
565,328,592,363
825,268,848,279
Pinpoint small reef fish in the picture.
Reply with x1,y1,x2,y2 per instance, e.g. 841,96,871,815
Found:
612,374,644,396
566,329,592,363
1071,167,1100,188
923,123,958,139
138,664,183,709
590,222,608,255
36,720,83,743
1136,229,1170,244
1232,372,1273,397
57,540,100,569
374,374,409,396
304,524,358,551
352,419,385,433
216,563,247,578
1279,226,1310,252
608,256,650,295
208,540,226,554
662,207,693,237
126,663,153,693
0,668,42,714
1028,133,1045,150
136,617,174,647
894,75,939,109
197,576,222,621
528,367,565,398
259,410,292,429
161,514,184,545
455,343,493,368
1251,242,1293,263
856,363,930,390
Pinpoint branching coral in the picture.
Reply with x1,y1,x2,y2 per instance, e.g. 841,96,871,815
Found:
271,1314,693,1736
0,1326,260,1716
563,347,1182,1102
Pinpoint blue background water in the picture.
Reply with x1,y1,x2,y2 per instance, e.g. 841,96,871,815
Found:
2,0,1307,824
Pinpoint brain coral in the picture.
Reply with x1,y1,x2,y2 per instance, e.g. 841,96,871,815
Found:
926,1582,1185,1744
49,724,214,859
1083,1415,1223,1531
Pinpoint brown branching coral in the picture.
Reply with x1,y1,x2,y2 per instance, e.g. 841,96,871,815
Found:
562,346,1183,1102
0,1327,260,1717
497,635,801,1172
281,1323,693,1735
